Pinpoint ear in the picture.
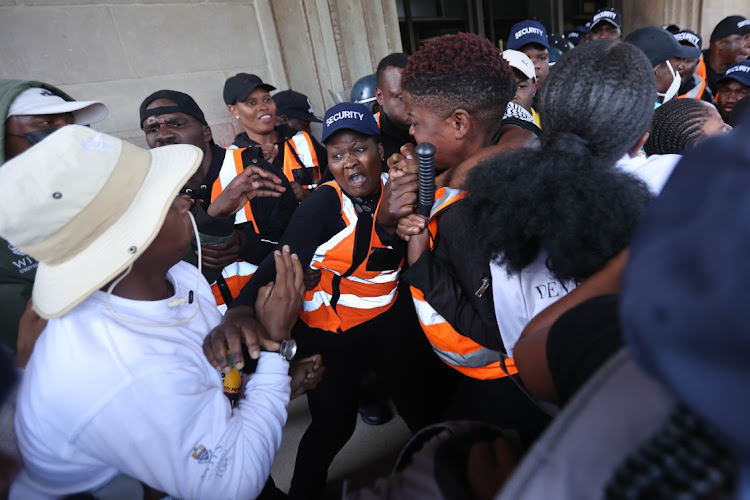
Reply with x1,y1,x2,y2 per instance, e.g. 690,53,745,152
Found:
628,132,649,157
202,125,213,144
451,109,471,140
375,87,385,106
227,104,237,117
277,114,289,125
377,141,384,160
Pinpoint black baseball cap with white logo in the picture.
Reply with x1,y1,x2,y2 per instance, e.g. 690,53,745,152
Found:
710,15,750,43
590,8,622,30
673,29,703,59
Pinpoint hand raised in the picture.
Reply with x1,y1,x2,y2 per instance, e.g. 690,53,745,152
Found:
207,166,285,219
386,143,419,176
376,173,419,235
255,245,305,341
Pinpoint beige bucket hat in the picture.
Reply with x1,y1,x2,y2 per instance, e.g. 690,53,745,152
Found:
0,125,202,318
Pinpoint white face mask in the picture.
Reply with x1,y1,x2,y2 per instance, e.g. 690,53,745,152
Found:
657,60,681,103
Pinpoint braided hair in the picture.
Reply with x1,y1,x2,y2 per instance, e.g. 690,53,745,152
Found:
604,405,734,499
644,98,713,156
462,40,655,282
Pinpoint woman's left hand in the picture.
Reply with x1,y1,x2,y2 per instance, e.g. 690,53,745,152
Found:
405,214,430,265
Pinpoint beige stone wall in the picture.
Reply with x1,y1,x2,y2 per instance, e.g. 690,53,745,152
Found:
0,0,402,147
623,0,749,46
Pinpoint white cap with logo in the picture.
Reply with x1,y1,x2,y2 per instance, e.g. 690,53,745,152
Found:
8,87,108,125
502,50,537,82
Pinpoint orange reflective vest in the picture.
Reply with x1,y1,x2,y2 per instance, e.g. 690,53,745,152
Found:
679,55,707,99
299,174,401,332
696,56,707,87
373,112,381,127
282,131,321,190
209,148,260,313
411,187,517,380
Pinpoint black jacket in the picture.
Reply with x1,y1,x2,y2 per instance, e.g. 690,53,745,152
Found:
400,200,504,351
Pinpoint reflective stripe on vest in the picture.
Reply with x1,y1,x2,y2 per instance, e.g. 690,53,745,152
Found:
209,148,260,309
411,187,516,380
283,131,321,189
299,174,401,332
210,148,258,230
374,112,381,128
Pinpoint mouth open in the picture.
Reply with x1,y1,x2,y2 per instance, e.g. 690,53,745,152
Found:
348,172,367,189
259,114,272,122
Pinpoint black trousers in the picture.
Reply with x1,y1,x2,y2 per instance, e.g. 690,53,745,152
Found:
441,372,552,446
288,291,452,500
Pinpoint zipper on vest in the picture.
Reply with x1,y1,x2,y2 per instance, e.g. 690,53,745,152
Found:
475,276,490,297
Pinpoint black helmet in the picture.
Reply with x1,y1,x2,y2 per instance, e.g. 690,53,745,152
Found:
548,46,564,66
350,74,378,113
548,33,574,53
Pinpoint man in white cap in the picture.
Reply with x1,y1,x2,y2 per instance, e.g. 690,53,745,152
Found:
2,125,303,499
0,80,108,359
502,49,537,114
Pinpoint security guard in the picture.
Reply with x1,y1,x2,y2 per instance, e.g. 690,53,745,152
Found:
140,90,298,312
224,73,328,202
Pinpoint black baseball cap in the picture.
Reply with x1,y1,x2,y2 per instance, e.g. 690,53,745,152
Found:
273,90,322,123
625,26,682,67
673,30,703,59
223,73,276,105
139,89,208,128
710,15,750,43
590,8,622,30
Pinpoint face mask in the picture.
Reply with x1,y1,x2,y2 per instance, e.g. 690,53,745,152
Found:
7,128,58,146
657,60,681,103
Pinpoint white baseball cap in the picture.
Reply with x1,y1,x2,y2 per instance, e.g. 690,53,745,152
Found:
0,125,201,318
8,87,108,125
502,49,537,83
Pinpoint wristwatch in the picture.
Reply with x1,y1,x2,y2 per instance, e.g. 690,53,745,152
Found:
279,338,297,362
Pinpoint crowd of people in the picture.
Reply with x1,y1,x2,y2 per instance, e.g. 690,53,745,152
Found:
1,6,750,500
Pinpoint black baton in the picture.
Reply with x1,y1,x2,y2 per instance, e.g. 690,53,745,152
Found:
416,142,436,217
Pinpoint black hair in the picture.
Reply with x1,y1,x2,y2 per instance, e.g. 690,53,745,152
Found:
644,98,713,155
462,40,655,283
376,53,410,87
401,33,515,130
729,95,750,127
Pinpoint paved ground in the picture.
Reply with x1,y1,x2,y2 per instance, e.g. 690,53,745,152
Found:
271,395,411,499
